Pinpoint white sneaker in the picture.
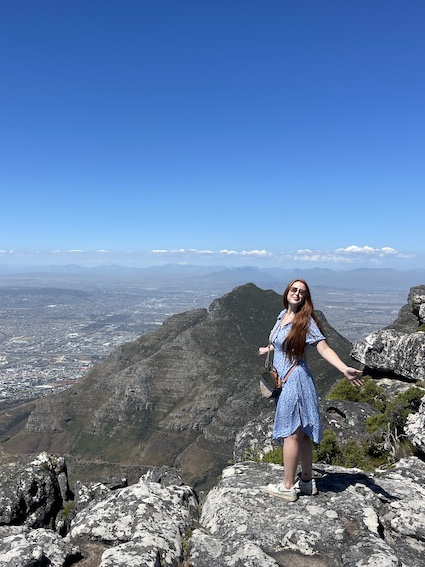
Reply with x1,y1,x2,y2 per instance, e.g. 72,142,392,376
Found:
294,477,318,496
266,482,298,501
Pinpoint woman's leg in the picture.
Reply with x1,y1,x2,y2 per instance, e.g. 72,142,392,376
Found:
284,428,313,487
283,429,302,488
299,432,313,481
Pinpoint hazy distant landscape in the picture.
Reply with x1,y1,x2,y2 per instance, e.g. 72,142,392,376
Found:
0,264,419,405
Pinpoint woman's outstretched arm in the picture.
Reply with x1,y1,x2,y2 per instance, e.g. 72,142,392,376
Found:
316,340,364,388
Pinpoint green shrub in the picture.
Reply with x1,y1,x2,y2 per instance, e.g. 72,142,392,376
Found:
340,440,374,470
327,379,360,402
327,377,386,412
366,387,423,434
365,386,423,463
314,429,342,464
262,446,283,465
244,385,423,471
61,500,76,520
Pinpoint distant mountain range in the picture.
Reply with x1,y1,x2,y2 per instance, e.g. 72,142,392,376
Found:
1,263,424,292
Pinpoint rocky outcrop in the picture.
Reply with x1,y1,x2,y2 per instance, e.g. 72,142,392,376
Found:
188,458,425,567
0,452,198,567
350,285,425,381
0,453,71,529
0,526,81,567
2,451,425,567
405,393,425,453
69,477,198,567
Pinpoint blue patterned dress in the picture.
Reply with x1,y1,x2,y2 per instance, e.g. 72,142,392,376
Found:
269,310,325,444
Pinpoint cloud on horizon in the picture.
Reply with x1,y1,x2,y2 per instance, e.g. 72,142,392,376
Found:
0,244,418,269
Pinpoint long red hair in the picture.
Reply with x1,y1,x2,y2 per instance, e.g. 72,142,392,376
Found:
282,279,324,362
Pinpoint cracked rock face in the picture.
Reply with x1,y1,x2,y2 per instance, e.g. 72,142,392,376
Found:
405,394,425,452
0,526,81,567
188,458,425,567
0,453,70,529
350,285,425,381
69,477,198,566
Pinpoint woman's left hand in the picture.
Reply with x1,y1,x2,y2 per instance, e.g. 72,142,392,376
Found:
343,367,364,388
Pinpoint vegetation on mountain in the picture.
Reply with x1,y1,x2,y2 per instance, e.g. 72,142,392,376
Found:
318,378,424,469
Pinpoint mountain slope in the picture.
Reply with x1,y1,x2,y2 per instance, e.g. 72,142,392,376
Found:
0,283,354,490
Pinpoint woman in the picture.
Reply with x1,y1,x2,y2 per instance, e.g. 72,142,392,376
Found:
258,279,363,502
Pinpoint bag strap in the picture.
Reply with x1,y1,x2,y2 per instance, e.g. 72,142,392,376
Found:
265,344,274,371
282,362,298,384
265,322,280,371
265,318,298,382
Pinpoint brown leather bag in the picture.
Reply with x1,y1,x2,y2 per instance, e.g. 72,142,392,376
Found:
259,344,298,399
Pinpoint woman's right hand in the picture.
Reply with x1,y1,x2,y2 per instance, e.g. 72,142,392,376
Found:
258,345,273,356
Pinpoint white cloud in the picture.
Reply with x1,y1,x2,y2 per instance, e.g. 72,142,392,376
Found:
335,245,398,256
0,244,418,269
151,248,272,257
283,244,409,265
240,249,272,257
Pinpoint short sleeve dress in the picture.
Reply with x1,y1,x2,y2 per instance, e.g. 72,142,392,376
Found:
269,310,326,444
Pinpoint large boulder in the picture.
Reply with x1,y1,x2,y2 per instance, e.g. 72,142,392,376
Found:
350,285,425,381
0,452,70,529
188,458,425,567
69,475,198,567
0,526,81,567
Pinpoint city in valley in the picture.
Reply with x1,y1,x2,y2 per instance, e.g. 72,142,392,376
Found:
0,279,407,407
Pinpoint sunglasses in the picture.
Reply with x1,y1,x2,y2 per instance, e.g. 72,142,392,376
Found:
289,286,307,297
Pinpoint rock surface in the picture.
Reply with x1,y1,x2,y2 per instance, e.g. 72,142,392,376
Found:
2,451,425,566
405,393,425,453
351,285,425,381
189,458,425,567
69,475,198,567
0,452,70,529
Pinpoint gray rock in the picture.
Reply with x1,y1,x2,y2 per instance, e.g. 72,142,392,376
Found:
405,393,425,453
69,477,198,566
188,458,425,567
73,477,126,513
0,526,81,567
351,285,425,381
351,328,425,381
142,465,186,487
0,452,68,529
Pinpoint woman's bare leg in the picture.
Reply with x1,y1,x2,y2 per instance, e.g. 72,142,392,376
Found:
284,429,313,487
299,432,313,481
283,429,301,488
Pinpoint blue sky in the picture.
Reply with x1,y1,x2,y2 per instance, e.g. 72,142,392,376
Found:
1,0,424,270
